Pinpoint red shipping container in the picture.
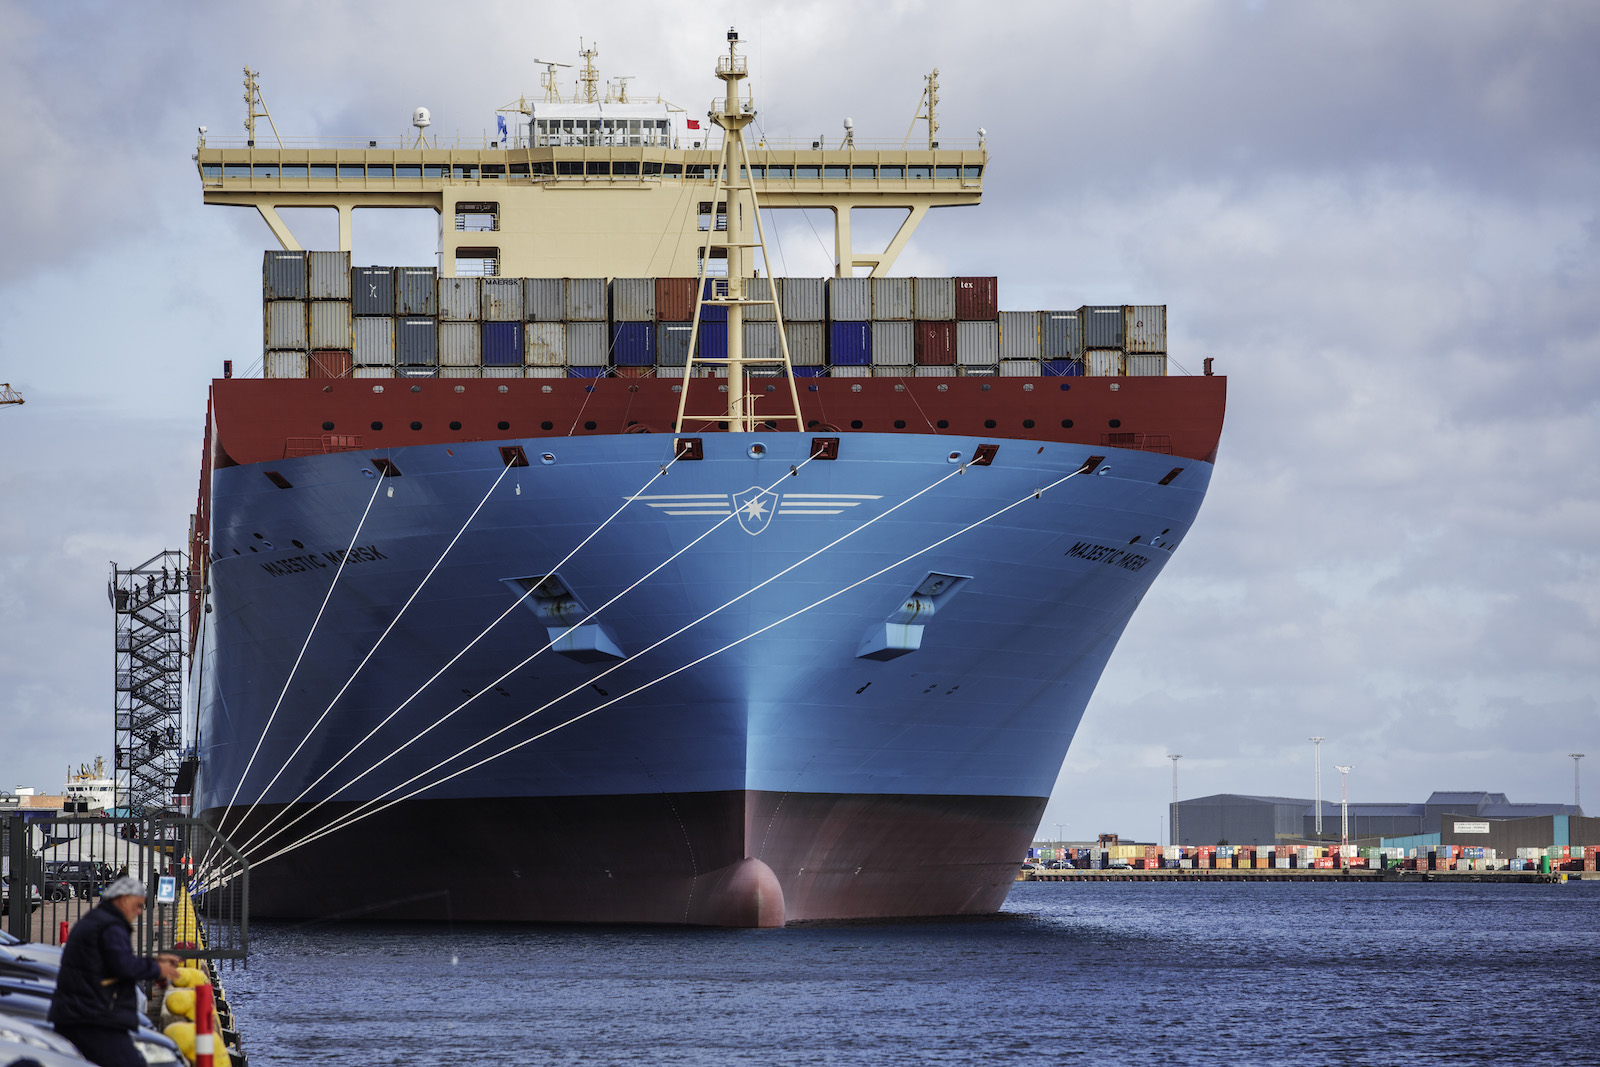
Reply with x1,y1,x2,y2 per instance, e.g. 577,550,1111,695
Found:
309,350,352,378
1313,857,1335,869
614,366,657,378
655,278,698,322
955,276,998,320
914,320,957,365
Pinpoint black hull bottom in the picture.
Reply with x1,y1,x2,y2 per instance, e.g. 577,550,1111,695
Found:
203,791,1045,927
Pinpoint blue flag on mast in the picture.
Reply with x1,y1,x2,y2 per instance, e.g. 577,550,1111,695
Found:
496,115,508,141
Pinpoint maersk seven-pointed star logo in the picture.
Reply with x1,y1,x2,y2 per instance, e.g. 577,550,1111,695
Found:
733,486,779,535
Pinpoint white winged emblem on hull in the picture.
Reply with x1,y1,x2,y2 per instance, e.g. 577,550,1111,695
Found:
733,486,779,536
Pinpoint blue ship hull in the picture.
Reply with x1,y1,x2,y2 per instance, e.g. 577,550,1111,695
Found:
193,431,1211,923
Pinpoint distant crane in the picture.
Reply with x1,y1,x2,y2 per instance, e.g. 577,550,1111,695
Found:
0,383,23,407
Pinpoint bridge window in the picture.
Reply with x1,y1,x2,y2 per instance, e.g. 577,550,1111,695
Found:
424,163,447,178
586,161,609,175
664,163,683,176
642,161,662,175
368,164,393,178
796,165,821,179
310,164,335,178
480,164,504,179
530,161,553,176
455,247,499,276
880,165,904,178
557,161,583,176
963,165,983,179
686,164,710,179
936,165,959,179
767,164,792,179
282,164,307,178
613,161,640,176
201,163,221,181
340,164,365,178
509,163,529,176
397,164,422,178
908,165,932,179
455,202,498,232
253,164,281,178
224,164,250,178
453,164,478,179
697,201,728,231
852,165,875,179
824,165,847,179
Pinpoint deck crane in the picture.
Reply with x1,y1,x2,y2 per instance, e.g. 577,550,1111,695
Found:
0,383,24,407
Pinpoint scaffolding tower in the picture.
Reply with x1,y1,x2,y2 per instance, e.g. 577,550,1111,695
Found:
109,551,188,812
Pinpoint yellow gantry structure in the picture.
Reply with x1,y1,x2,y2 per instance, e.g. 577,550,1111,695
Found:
195,62,985,279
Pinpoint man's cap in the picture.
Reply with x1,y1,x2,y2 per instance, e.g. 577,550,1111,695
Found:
101,875,146,900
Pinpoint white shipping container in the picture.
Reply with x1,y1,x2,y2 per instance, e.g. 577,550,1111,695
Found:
871,321,913,365
566,278,607,321
742,321,779,360
440,366,480,378
566,321,608,365
265,351,308,379
610,278,656,322
525,366,564,378
264,301,307,349
784,321,825,365
872,366,914,377
778,277,825,321
525,278,566,322
1087,350,1124,376
827,277,871,321
912,277,955,320
999,360,1041,377
525,322,565,366
957,320,1000,365
999,311,1041,361
439,322,482,366
352,366,394,378
743,277,775,321
483,366,523,378
914,365,956,377
871,277,913,320
481,277,524,321
308,301,352,349
308,250,352,299
1124,304,1167,353
829,365,871,378
438,277,481,321
353,317,395,366
960,364,999,376
1125,353,1167,377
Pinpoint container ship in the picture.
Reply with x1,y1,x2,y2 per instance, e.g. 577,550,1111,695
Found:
187,33,1226,926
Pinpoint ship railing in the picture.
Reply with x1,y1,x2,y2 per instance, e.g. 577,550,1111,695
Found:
200,134,983,152
1100,432,1174,454
283,434,365,458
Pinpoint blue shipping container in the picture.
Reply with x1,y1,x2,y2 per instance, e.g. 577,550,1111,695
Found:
612,322,656,367
699,279,728,322
829,322,872,366
697,322,728,360
1043,359,1084,376
792,366,828,378
482,321,524,365
566,366,607,378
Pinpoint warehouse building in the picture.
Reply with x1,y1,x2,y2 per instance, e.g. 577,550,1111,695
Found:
1172,791,1583,846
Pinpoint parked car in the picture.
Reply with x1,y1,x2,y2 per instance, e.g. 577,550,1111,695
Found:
1,876,41,916
41,861,114,900
0,1016,91,1067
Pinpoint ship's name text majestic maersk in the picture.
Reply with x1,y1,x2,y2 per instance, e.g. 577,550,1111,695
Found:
1065,541,1152,571
258,544,389,578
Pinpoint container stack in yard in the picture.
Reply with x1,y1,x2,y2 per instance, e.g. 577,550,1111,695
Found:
1025,841,1600,874
258,254,1172,384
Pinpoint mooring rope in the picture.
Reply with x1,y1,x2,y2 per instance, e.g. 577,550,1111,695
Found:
217,452,680,870
237,457,1099,875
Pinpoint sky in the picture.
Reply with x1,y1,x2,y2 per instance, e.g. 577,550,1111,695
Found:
1,1,1596,847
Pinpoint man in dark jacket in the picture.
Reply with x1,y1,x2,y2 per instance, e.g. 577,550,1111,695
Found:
48,875,180,1067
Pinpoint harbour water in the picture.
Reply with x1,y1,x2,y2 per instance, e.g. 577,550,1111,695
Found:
226,881,1599,1064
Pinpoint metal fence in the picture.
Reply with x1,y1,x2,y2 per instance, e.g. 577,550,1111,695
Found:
3,813,247,966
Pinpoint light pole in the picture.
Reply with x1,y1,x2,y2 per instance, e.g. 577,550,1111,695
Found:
1056,823,1065,849
1310,737,1325,838
1335,764,1352,864
1169,754,1182,847
1572,754,1585,811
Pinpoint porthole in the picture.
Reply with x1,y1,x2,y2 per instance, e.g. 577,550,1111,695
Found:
748,443,766,458
454,385,465,393
410,420,423,431
1022,419,1035,429
850,419,863,429
947,451,962,463
540,452,556,465
411,385,422,393
936,419,948,429
1109,419,1121,428
984,419,997,429
541,421,553,430
449,421,462,431
498,385,510,393
1061,419,1074,429
851,384,862,392
893,419,906,429
498,421,510,431
322,421,335,431
370,421,383,431
584,420,597,431
291,540,304,549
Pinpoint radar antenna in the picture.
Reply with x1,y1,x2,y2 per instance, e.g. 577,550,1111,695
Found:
531,58,573,104
609,75,635,104
242,67,284,148
0,383,23,408
577,40,600,103
676,27,807,436
902,68,940,150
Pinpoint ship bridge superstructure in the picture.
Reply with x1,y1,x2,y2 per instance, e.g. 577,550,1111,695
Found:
195,53,985,279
